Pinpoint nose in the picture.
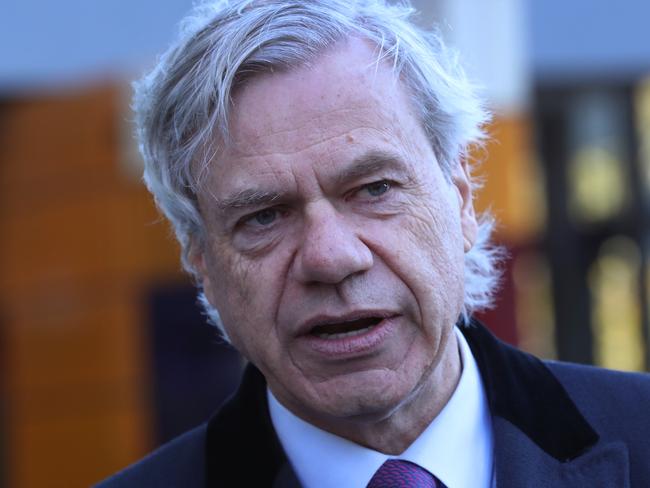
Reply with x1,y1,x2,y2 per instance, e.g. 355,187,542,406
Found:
293,202,373,284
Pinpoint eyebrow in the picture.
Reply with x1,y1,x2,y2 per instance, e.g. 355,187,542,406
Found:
334,149,406,187
215,189,282,213
214,150,406,213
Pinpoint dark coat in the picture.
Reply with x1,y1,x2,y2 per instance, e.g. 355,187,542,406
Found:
96,320,650,487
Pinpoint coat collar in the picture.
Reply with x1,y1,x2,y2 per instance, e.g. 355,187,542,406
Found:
204,362,299,487
461,318,599,461
462,318,629,487
204,320,628,487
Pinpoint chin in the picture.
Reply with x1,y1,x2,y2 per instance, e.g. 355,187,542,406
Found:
303,369,419,422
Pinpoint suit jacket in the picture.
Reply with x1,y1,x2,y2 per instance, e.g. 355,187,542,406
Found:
96,319,650,487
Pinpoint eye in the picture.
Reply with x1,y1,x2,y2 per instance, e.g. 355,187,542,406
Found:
364,180,391,197
246,208,278,226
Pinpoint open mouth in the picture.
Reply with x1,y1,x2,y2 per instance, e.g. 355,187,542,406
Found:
310,316,384,340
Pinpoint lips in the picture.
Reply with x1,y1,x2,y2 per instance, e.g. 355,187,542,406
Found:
296,311,399,357
299,311,394,338
310,316,384,339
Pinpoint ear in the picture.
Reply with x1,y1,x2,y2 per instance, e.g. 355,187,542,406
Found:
451,159,478,253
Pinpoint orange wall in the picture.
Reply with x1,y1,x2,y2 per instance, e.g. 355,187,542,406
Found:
474,114,543,244
0,85,185,487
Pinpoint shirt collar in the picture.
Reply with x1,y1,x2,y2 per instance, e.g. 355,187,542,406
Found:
268,326,494,488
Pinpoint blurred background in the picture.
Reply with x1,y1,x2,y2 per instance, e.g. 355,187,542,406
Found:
1,0,650,486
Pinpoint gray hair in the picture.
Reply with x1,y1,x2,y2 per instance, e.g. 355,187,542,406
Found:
133,0,502,336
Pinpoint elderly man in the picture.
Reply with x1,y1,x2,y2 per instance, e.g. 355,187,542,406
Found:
99,1,650,487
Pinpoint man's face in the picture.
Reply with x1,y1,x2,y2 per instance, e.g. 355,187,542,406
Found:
196,39,477,432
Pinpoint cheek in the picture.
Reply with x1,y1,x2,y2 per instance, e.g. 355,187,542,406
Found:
403,215,464,300
208,249,266,331
373,195,465,318
208,243,291,349
213,264,271,361
210,247,252,304
402,190,464,260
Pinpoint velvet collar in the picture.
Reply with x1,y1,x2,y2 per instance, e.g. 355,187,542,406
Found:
462,318,598,461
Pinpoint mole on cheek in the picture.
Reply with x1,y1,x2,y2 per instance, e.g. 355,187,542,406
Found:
346,134,355,144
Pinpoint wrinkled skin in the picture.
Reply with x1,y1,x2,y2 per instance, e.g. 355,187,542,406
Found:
194,38,478,453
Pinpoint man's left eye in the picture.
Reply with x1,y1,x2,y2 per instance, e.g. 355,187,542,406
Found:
241,208,279,227
364,180,391,197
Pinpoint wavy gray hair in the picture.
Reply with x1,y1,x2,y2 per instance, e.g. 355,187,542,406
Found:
133,0,502,337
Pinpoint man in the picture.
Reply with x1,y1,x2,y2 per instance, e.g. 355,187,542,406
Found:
99,1,650,486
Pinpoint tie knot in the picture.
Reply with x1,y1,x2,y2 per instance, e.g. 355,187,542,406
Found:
367,459,441,488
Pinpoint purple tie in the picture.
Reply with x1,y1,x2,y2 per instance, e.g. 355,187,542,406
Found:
367,459,442,488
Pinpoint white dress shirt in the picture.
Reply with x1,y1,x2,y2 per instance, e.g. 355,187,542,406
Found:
268,327,495,488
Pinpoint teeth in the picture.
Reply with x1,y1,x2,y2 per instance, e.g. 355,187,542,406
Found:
317,325,374,339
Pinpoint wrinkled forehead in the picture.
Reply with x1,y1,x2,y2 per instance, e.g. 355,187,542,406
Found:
225,37,417,154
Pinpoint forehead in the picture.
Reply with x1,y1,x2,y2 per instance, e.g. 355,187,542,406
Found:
206,38,429,194
235,38,425,142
